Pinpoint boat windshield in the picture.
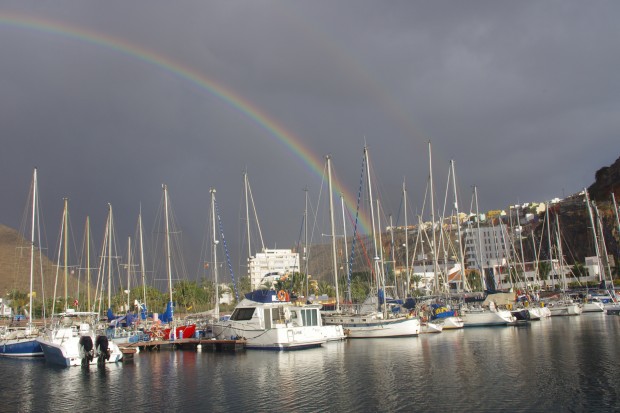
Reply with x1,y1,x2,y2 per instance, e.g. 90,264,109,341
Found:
230,307,255,321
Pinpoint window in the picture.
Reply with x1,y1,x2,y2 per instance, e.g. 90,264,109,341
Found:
230,307,255,321
301,309,318,326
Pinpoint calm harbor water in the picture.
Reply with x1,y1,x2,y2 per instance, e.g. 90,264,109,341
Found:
1,313,619,412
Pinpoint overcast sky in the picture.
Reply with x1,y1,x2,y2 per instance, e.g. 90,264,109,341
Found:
1,1,618,284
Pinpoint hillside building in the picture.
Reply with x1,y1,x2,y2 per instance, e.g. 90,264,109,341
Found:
249,248,300,290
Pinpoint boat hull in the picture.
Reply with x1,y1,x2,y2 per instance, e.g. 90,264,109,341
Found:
511,309,531,322
420,321,443,334
461,309,516,327
211,323,327,350
582,302,605,313
441,316,464,329
0,338,43,357
323,314,420,338
37,335,123,367
548,303,582,316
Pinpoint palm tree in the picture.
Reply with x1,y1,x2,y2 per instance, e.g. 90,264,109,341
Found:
411,274,423,290
571,262,588,283
316,280,335,297
538,262,551,282
466,270,482,291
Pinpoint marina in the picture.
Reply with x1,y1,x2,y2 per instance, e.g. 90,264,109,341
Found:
1,3,620,411
1,313,618,412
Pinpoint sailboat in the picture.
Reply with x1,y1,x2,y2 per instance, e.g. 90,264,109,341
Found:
153,184,196,341
541,202,582,317
583,189,616,313
414,147,465,330
37,199,122,366
0,169,44,357
459,185,515,327
210,186,336,349
605,192,620,315
322,147,420,338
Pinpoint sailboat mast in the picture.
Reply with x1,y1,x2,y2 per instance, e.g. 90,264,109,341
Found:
63,198,68,311
211,188,220,321
389,214,396,296
554,213,567,291
584,189,604,283
127,236,131,311
28,169,37,326
612,193,620,299
428,142,439,293
531,230,540,287
545,203,555,282
163,185,174,316
341,194,350,303
327,156,340,312
451,160,468,292
304,187,309,299
403,180,410,296
517,205,526,276
473,186,486,290
364,146,380,288
377,199,387,318
138,209,147,314
86,216,91,311
107,203,113,310
594,205,613,286
613,193,620,237
244,171,252,261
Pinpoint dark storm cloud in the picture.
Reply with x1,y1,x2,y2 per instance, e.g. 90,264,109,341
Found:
1,1,618,282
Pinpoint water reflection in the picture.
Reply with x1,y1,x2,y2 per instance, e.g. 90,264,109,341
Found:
1,314,619,411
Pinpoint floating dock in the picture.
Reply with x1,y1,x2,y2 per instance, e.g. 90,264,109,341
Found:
118,338,246,353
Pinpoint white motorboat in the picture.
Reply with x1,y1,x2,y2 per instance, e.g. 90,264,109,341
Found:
37,311,123,367
211,290,343,350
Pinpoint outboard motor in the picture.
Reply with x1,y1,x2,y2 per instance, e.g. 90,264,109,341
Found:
79,335,94,366
95,335,110,366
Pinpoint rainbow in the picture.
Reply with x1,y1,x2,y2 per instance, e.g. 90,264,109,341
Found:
0,11,374,234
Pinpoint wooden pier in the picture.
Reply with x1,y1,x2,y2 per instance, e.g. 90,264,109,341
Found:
118,338,246,353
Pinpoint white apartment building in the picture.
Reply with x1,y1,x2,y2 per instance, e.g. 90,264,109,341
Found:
249,248,300,289
463,221,512,289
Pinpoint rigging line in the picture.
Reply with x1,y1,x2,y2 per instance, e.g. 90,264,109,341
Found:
306,163,326,275
394,189,404,229
214,197,238,302
247,177,265,252
344,206,374,283
409,178,430,273
347,151,366,289
295,213,305,261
